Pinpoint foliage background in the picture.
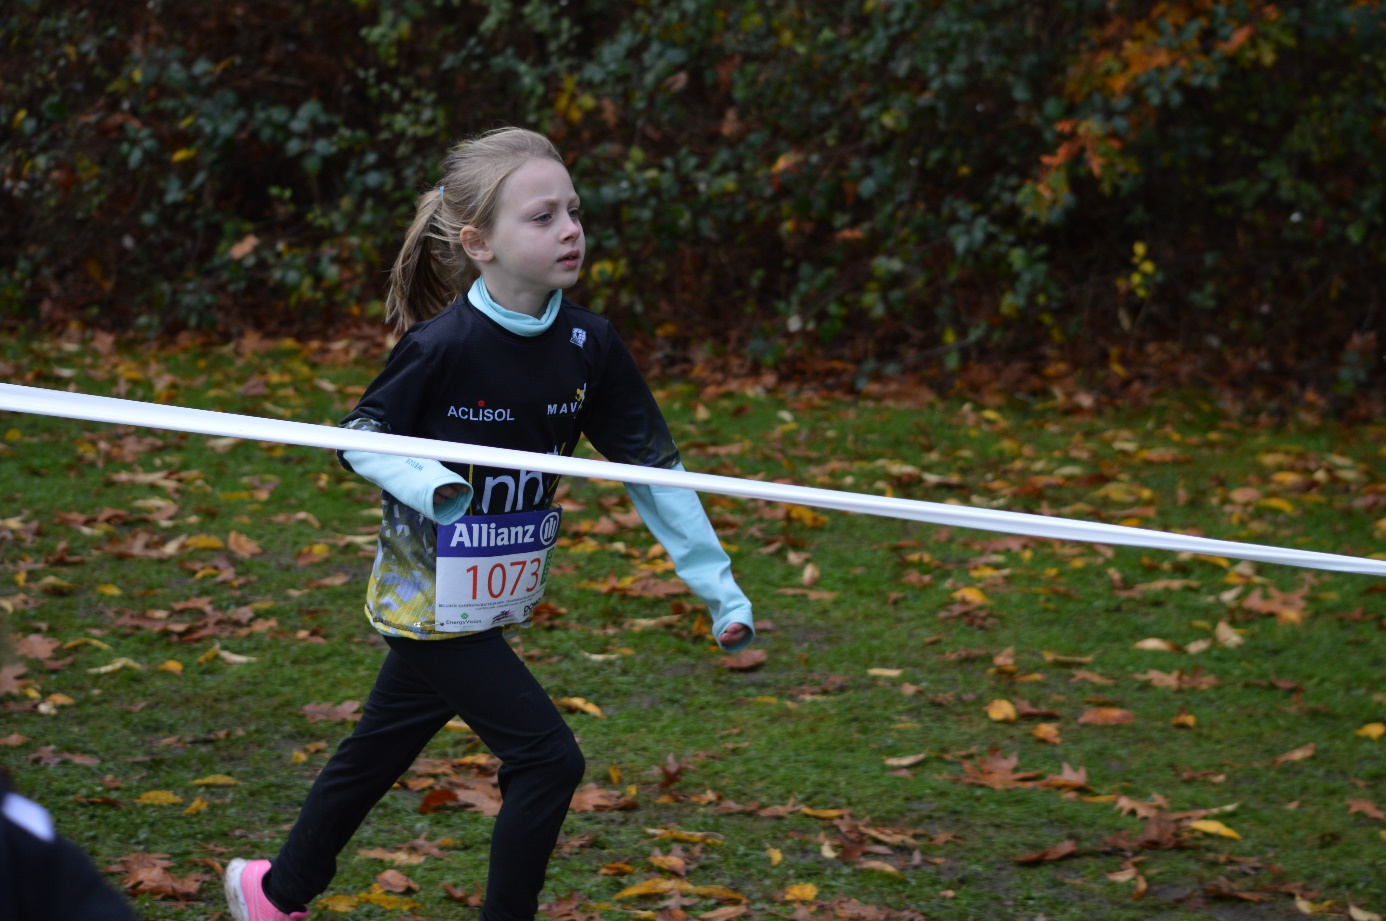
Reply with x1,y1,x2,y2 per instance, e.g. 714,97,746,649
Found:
3,0,1385,392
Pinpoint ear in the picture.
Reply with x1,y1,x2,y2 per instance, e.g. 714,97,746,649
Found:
460,225,493,263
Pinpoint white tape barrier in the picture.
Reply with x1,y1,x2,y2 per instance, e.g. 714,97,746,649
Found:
1,382,1384,577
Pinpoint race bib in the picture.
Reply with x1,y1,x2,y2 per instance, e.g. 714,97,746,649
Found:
435,507,562,633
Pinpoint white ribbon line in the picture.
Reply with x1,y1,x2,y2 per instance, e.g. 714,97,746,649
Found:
1,382,1383,577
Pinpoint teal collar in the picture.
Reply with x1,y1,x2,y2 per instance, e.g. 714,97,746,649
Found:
467,278,561,337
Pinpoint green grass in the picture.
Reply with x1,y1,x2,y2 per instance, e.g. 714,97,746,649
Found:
1,333,1384,920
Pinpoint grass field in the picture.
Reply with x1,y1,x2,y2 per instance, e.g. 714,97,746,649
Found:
1,330,1384,921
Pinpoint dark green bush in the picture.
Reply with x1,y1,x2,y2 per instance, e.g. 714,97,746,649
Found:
2,0,1383,384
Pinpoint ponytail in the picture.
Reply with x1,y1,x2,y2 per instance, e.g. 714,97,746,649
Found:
383,127,566,334
384,187,456,333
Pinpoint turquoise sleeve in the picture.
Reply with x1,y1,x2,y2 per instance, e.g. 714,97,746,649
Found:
341,450,472,524
626,464,755,651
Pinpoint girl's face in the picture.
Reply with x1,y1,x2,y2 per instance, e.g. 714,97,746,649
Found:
463,158,584,316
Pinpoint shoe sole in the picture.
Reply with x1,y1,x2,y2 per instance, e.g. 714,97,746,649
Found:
224,857,252,921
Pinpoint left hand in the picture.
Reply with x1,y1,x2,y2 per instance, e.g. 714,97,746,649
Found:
718,623,750,647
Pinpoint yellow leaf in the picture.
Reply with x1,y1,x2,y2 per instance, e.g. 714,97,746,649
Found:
858,859,901,875
1349,905,1382,921
649,854,687,875
1172,712,1198,729
690,884,747,902
555,696,604,718
644,828,724,845
193,774,238,786
1355,723,1385,740
985,699,1018,723
609,765,622,784
170,147,198,163
1257,496,1296,514
1032,723,1062,745
197,646,220,665
136,790,184,806
787,505,828,528
63,637,112,651
318,894,359,912
157,659,184,675
183,796,209,816
767,847,783,867
290,750,308,764
96,584,123,596
801,807,848,819
867,667,903,677
783,883,818,902
1188,819,1241,840
185,534,225,550
614,878,690,899
46,693,76,707
86,657,142,675
951,586,989,605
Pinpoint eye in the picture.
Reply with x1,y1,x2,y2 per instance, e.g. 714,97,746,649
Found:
533,212,552,224
569,207,583,221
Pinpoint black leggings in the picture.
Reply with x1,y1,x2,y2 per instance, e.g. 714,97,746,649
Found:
264,628,585,921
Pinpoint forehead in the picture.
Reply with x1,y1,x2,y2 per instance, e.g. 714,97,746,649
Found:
499,158,577,204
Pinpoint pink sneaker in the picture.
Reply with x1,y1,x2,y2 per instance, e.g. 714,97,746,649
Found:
224,858,308,921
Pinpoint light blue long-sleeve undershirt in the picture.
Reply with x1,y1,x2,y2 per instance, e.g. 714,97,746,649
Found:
342,278,755,650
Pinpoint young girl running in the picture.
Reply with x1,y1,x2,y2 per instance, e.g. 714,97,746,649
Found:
224,127,755,921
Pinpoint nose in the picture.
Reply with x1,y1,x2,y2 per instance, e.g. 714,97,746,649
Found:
560,214,581,241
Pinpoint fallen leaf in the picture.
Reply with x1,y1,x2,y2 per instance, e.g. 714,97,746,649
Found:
1355,723,1385,740
1274,743,1316,766
554,696,604,718
136,790,184,806
985,699,1018,723
192,774,238,786
1214,621,1245,648
1031,723,1062,745
300,700,362,723
783,883,818,902
614,878,690,899
374,869,419,893
1014,839,1077,864
883,752,929,767
1078,707,1134,726
1187,819,1241,840
1133,638,1182,652
1347,799,1386,821
182,797,208,816
227,531,262,558
718,649,767,671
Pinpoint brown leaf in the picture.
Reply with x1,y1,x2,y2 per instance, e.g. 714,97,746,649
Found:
951,748,1042,790
15,633,60,660
299,700,362,723
0,664,28,695
569,782,636,812
443,882,485,906
1273,743,1316,766
374,869,418,893
718,649,766,672
1078,707,1134,725
226,531,262,559
1014,839,1077,865
1038,763,1089,791
1347,798,1386,821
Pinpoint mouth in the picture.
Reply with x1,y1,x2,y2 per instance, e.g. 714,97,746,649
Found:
558,250,582,267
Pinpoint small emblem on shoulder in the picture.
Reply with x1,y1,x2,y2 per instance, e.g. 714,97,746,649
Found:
570,328,587,347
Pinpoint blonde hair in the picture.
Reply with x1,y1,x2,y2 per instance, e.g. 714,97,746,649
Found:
384,127,565,332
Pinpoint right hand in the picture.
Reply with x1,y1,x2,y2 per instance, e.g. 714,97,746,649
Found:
434,483,463,506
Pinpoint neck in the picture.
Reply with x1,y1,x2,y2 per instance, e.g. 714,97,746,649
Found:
479,278,548,317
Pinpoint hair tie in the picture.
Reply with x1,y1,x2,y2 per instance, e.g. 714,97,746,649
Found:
437,184,445,195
